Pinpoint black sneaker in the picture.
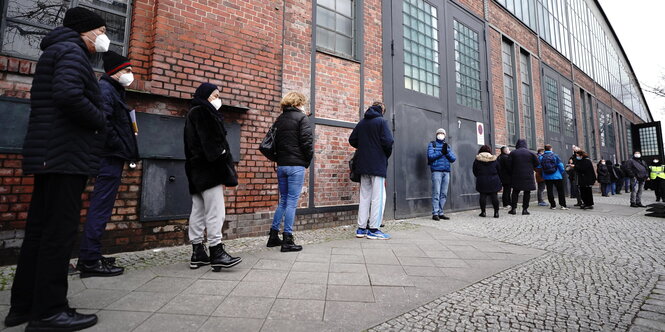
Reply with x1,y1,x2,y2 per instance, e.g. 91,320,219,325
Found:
78,259,124,278
4,309,30,327
432,215,440,221
583,205,594,210
630,203,639,208
508,209,517,215
637,203,646,207
522,210,530,215
439,215,450,220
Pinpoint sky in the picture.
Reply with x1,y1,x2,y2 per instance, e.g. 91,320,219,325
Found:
598,0,665,123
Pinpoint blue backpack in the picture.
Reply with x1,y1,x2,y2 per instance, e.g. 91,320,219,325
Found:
541,153,558,174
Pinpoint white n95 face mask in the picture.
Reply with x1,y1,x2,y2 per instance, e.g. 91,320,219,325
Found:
210,98,222,110
118,73,134,87
94,33,110,52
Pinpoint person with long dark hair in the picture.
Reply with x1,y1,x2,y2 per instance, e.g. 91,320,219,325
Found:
473,145,502,218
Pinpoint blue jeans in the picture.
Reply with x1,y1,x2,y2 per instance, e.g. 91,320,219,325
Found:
272,166,305,234
431,171,450,215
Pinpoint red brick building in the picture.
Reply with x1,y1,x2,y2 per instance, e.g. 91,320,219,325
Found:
0,0,657,264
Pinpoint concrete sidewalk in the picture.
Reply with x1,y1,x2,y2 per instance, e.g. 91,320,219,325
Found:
0,226,543,331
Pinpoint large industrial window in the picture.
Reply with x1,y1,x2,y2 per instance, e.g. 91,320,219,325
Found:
562,86,574,137
502,39,518,144
580,89,596,158
606,112,615,150
495,0,537,29
626,125,633,154
520,50,535,148
567,0,593,77
402,0,440,97
599,108,606,147
454,20,482,110
544,76,560,133
639,126,659,156
1,0,132,67
536,0,569,58
316,0,355,58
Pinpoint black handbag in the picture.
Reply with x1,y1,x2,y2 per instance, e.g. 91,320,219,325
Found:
220,152,238,187
349,151,360,183
259,123,277,161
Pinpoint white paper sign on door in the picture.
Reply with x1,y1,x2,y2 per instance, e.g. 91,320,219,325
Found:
476,122,484,145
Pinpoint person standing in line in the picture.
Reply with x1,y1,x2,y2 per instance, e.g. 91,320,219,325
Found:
267,92,313,251
184,83,242,269
596,159,611,197
539,145,568,210
623,151,649,207
498,146,512,208
568,145,582,203
508,139,539,215
572,150,596,209
350,102,394,239
649,158,665,202
607,160,618,195
613,162,625,195
6,7,109,331
76,51,138,278
427,128,457,220
473,145,502,218
535,148,548,207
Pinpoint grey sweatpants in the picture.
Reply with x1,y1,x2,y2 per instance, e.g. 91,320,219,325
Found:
189,185,225,246
358,175,386,229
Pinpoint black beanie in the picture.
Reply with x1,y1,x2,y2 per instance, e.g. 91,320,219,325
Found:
103,51,131,75
63,7,106,33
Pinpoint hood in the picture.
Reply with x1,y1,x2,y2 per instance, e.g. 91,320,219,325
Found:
40,26,87,52
476,152,497,162
364,105,384,119
515,139,528,149
543,150,553,155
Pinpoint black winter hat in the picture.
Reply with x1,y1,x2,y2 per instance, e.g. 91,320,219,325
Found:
103,51,132,75
63,7,106,33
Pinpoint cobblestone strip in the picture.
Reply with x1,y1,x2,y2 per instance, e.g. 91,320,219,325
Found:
630,276,665,332
369,253,656,332
0,219,420,290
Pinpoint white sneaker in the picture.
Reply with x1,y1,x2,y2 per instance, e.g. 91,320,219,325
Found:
560,206,569,210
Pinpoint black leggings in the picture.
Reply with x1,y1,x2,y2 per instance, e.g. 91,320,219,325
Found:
479,192,499,212
501,185,512,207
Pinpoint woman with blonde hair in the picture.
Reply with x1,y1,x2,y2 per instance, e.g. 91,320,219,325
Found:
266,92,313,252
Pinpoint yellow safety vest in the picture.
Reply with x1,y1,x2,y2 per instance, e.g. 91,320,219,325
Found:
649,165,665,180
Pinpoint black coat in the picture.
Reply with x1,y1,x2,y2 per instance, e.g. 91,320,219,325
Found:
596,163,610,184
613,164,625,179
274,107,313,168
99,75,139,161
473,153,502,193
623,157,649,180
497,153,511,185
349,106,394,178
509,139,539,191
607,162,618,182
575,157,596,186
184,102,231,194
22,27,106,175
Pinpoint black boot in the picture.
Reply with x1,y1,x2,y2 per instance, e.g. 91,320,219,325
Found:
25,308,97,332
508,208,517,215
209,243,242,271
190,243,210,269
4,309,30,327
281,233,303,252
77,259,124,278
494,209,499,218
266,229,282,248
522,209,530,215
479,209,486,217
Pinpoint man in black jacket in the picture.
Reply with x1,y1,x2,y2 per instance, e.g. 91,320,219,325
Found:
77,51,138,278
7,7,108,331
349,102,394,240
624,151,649,207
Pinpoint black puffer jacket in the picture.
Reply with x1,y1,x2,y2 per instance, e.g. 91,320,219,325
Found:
349,106,394,178
623,157,649,180
22,27,106,175
473,152,502,193
99,74,139,161
575,157,597,186
596,163,610,184
184,101,231,194
274,107,313,168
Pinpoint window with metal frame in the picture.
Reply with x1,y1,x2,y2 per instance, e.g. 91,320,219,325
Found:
401,0,440,97
1,0,132,68
502,39,518,144
536,0,569,58
562,86,574,137
606,112,615,150
599,108,606,147
495,0,537,30
626,125,633,154
639,126,659,156
543,76,560,133
520,50,535,148
453,19,481,110
316,0,355,59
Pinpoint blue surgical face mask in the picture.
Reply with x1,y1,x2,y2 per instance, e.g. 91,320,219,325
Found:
576,156,582,160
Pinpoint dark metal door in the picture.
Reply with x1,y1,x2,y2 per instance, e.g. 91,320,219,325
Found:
445,5,489,210
542,66,576,156
390,0,447,219
389,0,489,218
